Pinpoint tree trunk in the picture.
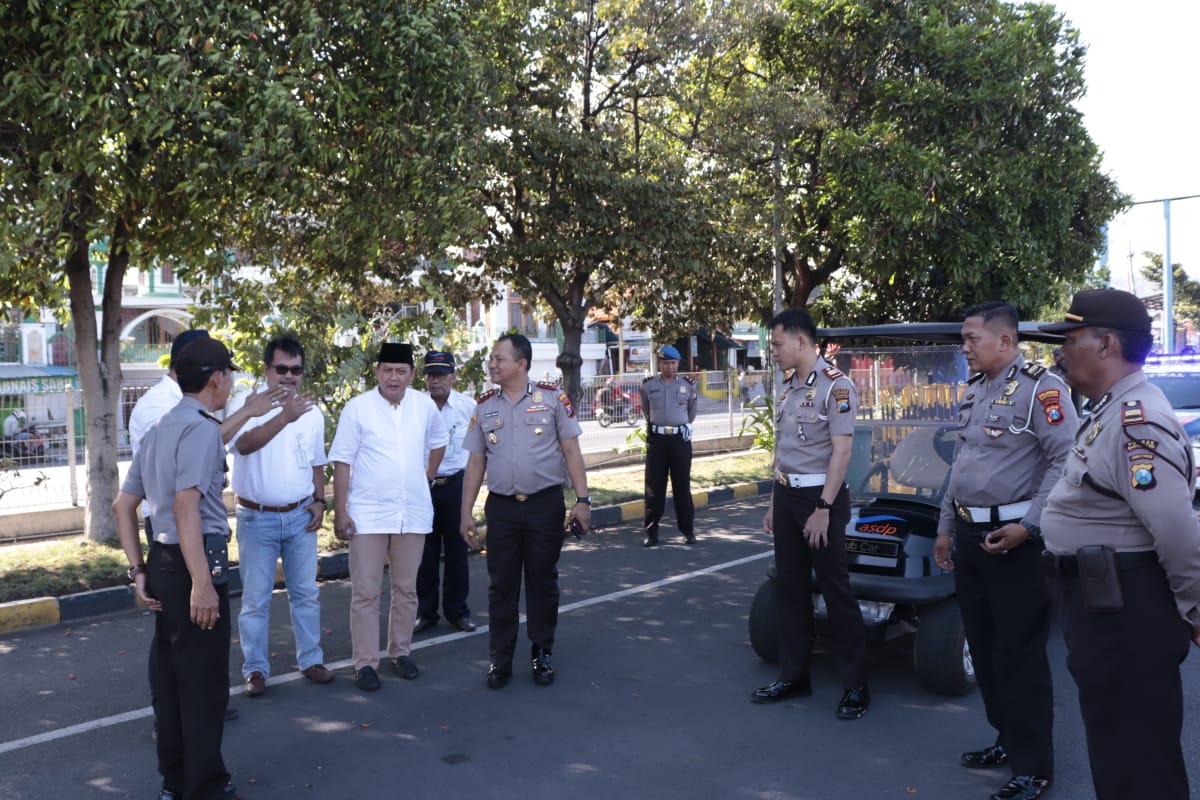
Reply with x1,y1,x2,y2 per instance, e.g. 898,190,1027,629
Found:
66,222,128,542
555,316,585,408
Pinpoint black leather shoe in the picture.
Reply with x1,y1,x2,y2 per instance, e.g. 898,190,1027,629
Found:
449,617,477,632
643,533,659,547
990,776,1051,800
962,745,1009,769
750,679,812,704
160,781,239,800
683,532,697,544
532,646,555,685
355,665,381,692
392,655,420,680
486,663,512,689
413,616,437,634
836,685,870,719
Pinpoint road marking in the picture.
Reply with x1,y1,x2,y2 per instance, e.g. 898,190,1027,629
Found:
0,548,771,756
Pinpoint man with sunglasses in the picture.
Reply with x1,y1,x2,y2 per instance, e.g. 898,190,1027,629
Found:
227,333,334,697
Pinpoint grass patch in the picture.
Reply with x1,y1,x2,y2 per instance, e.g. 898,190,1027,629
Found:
0,450,771,605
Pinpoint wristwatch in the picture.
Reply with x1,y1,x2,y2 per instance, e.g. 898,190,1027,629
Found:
127,563,147,582
575,495,592,506
1023,522,1043,540
815,497,833,510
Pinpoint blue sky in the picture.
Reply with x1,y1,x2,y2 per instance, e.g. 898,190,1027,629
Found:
1050,0,1200,288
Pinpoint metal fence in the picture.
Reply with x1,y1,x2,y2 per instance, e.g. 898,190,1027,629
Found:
0,370,764,513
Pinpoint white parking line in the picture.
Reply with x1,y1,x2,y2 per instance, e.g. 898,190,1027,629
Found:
0,549,772,757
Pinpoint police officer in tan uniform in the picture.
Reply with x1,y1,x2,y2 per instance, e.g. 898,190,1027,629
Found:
1040,289,1200,800
932,302,1075,800
751,308,869,720
640,344,699,547
461,333,591,689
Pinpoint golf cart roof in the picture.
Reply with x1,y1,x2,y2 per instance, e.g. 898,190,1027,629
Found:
816,322,1064,345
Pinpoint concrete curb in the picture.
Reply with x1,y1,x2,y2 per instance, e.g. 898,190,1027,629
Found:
0,479,775,636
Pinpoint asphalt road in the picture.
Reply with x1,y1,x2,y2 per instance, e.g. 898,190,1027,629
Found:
2,496,1199,799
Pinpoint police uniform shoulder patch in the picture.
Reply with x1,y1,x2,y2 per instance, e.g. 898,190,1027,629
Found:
822,366,844,381
1021,363,1047,379
1130,462,1156,490
556,390,576,418
475,389,497,404
831,387,851,413
967,372,986,385
536,380,560,391
682,374,696,385
1121,400,1146,427
1036,388,1064,425
643,375,654,383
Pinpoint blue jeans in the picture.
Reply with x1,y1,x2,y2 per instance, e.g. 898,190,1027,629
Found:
235,505,324,678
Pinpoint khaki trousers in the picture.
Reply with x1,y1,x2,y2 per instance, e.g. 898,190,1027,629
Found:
349,533,427,671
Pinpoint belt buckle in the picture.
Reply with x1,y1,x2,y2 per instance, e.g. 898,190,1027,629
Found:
956,504,972,523
515,494,528,502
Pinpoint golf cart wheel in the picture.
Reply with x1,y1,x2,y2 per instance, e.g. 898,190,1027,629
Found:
625,411,640,427
597,412,612,428
914,600,976,697
748,577,780,664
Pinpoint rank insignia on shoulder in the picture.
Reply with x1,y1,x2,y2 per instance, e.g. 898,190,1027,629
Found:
823,366,844,381
1021,363,1047,379
967,372,986,385
1121,400,1145,426
536,380,560,391
557,391,576,418
1130,462,1156,490
476,389,497,404
831,387,851,413
1125,438,1159,453
643,375,654,383
683,374,696,385
1037,388,1064,425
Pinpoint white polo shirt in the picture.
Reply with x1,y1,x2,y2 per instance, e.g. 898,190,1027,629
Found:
227,392,327,507
328,387,449,534
429,388,474,477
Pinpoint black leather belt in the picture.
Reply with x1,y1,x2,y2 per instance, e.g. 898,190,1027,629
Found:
1045,549,1159,578
237,497,305,513
431,471,464,487
489,485,560,503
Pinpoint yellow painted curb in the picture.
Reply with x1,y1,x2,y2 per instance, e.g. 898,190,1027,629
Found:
0,597,60,634
620,500,645,521
692,490,709,507
732,482,759,500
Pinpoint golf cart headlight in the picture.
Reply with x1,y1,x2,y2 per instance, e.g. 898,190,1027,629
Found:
814,596,894,624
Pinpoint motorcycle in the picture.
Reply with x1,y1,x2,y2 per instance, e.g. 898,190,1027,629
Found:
0,422,47,462
593,381,642,427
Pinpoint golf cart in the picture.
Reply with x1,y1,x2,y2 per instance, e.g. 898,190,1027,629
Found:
747,322,1064,696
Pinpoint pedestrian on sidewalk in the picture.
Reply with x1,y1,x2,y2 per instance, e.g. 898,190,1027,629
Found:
460,333,590,689
228,333,334,698
413,351,477,635
329,342,448,692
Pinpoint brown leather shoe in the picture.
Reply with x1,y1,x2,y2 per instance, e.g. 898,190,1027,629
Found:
244,671,266,697
302,664,334,685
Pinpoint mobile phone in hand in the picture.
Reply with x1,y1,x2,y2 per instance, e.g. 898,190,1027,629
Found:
569,518,584,539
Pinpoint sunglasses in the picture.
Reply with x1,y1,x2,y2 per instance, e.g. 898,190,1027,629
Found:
269,364,304,376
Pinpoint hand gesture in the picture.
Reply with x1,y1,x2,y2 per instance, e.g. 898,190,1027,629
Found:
134,574,163,612
981,522,1029,556
281,391,316,423
933,534,955,571
803,508,830,548
568,503,590,536
241,386,289,418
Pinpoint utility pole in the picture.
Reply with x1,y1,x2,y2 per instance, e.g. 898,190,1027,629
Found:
1130,193,1200,353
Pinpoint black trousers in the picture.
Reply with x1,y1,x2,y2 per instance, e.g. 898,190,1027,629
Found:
1053,561,1192,799
147,543,231,800
417,473,471,623
953,523,1054,777
484,490,566,667
772,484,866,689
145,517,158,711
644,431,693,536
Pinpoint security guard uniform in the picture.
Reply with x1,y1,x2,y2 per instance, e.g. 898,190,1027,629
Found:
772,364,867,690
1042,371,1200,800
122,396,232,800
938,355,1075,781
640,372,698,544
463,382,583,669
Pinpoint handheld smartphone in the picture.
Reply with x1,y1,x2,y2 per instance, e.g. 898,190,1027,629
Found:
568,518,585,540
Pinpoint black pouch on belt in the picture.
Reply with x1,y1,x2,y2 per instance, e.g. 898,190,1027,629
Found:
1076,544,1123,613
203,533,230,587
